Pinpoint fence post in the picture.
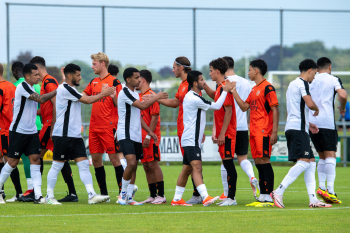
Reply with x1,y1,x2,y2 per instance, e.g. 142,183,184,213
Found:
102,6,105,53
193,8,196,70
6,3,10,81
342,119,347,167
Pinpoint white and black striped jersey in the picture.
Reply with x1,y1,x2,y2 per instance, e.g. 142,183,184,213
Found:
52,83,83,138
309,73,344,130
10,81,38,134
117,86,142,143
181,90,228,147
285,77,311,133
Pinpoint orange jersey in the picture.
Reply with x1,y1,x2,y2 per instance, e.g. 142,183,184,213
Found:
214,80,237,138
113,79,123,128
139,89,161,146
0,81,16,132
245,79,278,137
40,74,59,124
83,73,119,129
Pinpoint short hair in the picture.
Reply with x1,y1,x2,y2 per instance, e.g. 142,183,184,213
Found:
209,58,228,75
123,67,139,81
140,70,152,84
250,59,268,76
175,56,192,73
299,59,317,72
317,57,332,70
187,70,203,88
12,61,24,72
23,63,38,78
0,63,3,76
91,52,109,68
108,64,119,76
222,56,234,69
64,63,81,77
29,56,46,67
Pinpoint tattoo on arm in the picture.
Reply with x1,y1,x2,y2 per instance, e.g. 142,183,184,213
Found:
29,90,57,104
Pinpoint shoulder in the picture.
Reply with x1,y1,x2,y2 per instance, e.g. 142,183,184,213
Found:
264,84,276,96
88,77,99,85
113,78,121,87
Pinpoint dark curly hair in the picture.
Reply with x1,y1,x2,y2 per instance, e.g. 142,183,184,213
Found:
209,58,228,75
250,59,268,76
299,59,317,72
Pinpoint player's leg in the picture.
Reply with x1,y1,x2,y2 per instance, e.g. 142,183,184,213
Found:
126,142,143,205
220,162,228,200
171,164,192,206
57,161,78,202
0,156,4,197
0,157,20,204
324,151,340,203
2,155,23,202
45,160,64,205
19,154,35,201
39,148,47,175
142,162,157,203
149,160,166,204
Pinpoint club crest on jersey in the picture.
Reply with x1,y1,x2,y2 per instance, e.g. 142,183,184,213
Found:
256,90,260,96
182,87,186,92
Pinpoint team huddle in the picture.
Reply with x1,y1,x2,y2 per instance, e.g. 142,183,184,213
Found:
0,53,345,208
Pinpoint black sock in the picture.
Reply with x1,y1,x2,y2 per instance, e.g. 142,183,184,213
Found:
10,166,22,196
114,165,124,194
0,162,4,190
156,181,164,197
40,158,43,175
223,159,237,199
61,161,77,195
192,178,200,197
256,164,266,195
94,166,108,195
261,163,274,195
148,183,157,198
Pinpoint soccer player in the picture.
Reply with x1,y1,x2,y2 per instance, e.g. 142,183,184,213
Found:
223,56,259,201
231,59,279,207
30,56,78,202
271,59,331,208
0,63,23,202
309,57,347,204
83,53,124,198
0,63,56,204
157,57,203,204
117,67,168,205
136,70,166,204
171,71,233,206
45,63,114,205
205,58,238,206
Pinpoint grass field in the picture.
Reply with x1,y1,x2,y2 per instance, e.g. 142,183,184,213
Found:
0,164,349,232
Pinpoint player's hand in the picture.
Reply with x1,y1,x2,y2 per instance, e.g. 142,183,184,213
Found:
149,132,158,143
156,91,169,100
143,138,150,148
309,123,319,134
141,93,156,102
270,131,278,145
212,135,218,144
229,81,237,94
202,133,206,143
313,109,319,116
61,67,66,83
110,90,116,98
101,86,115,97
338,106,346,116
223,80,234,92
217,134,225,146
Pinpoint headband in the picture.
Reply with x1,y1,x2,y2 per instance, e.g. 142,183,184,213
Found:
175,60,191,68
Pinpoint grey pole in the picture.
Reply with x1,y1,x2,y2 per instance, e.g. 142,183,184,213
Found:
279,9,284,121
6,3,10,81
193,8,196,70
102,6,105,53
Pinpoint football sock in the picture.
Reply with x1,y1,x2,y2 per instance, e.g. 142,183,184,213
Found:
21,154,31,178
325,157,336,194
120,158,127,170
304,161,318,203
261,163,274,195
127,184,134,197
317,159,326,190
196,184,209,200
223,159,237,199
156,181,165,197
61,161,77,195
27,178,34,190
256,164,265,196
275,160,309,195
0,162,4,190
174,186,185,201
40,158,44,175
10,166,22,196
30,164,42,199
94,166,108,195
240,159,255,181
220,164,228,196
192,178,200,197
114,165,124,194
121,178,131,193
77,160,96,199
258,194,266,202
47,161,64,199
148,183,157,198
0,163,15,190
265,194,273,202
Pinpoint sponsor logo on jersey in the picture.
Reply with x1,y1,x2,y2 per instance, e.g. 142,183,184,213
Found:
256,90,260,96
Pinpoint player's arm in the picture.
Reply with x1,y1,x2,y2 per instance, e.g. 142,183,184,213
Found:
270,105,279,145
309,122,319,134
60,67,66,84
50,97,57,137
157,98,179,108
79,86,115,104
141,117,158,144
337,89,347,115
212,116,217,143
303,95,319,116
143,114,159,148
203,82,215,100
231,83,250,112
28,90,57,104
217,106,232,146
208,83,233,110
132,92,168,110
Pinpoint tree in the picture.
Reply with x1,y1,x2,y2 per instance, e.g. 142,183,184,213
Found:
11,51,33,64
158,66,173,78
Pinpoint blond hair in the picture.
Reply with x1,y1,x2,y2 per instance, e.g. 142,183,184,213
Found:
91,52,109,68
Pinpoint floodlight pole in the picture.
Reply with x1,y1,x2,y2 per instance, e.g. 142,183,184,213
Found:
102,6,105,53
193,8,196,70
6,3,10,81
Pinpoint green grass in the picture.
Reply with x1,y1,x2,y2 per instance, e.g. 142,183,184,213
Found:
0,164,349,232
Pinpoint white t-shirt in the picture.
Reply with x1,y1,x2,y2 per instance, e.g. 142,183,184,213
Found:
117,86,142,143
10,81,38,134
285,77,311,133
226,75,251,131
309,73,344,130
52,83,83,138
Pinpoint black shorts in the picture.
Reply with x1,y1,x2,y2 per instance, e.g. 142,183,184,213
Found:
52,136,87,161
309,128,338,152
113,128,121,153
285,130,315,162
235,131,249,155
1,134,9,156
119,139,143,160
8,131,41,159
183,146,202,165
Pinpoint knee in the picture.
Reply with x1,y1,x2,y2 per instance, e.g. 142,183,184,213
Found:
143,163,151,173
128,159,137,169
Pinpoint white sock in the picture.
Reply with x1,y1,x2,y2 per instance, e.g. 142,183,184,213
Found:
27,178,34,190
196,184,209,200
304,161,318,203
174,186,185,201
77,160,96,198
265,194,273,202
317,159,326,190
240,159,255,180
0,163,15,190
127,184,134,197
275,160,309,195
46,161,64,199
258,194,266,202
121,158,127,170
30,164,42,199
325,157,336,194
121,178,131,193
220,165,228,196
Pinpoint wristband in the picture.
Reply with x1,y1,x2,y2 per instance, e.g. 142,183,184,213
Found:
146,135,151,139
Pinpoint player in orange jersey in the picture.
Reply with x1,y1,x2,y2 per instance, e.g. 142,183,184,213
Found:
30,56,78,202
231,59,279,207
83,52,123,199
